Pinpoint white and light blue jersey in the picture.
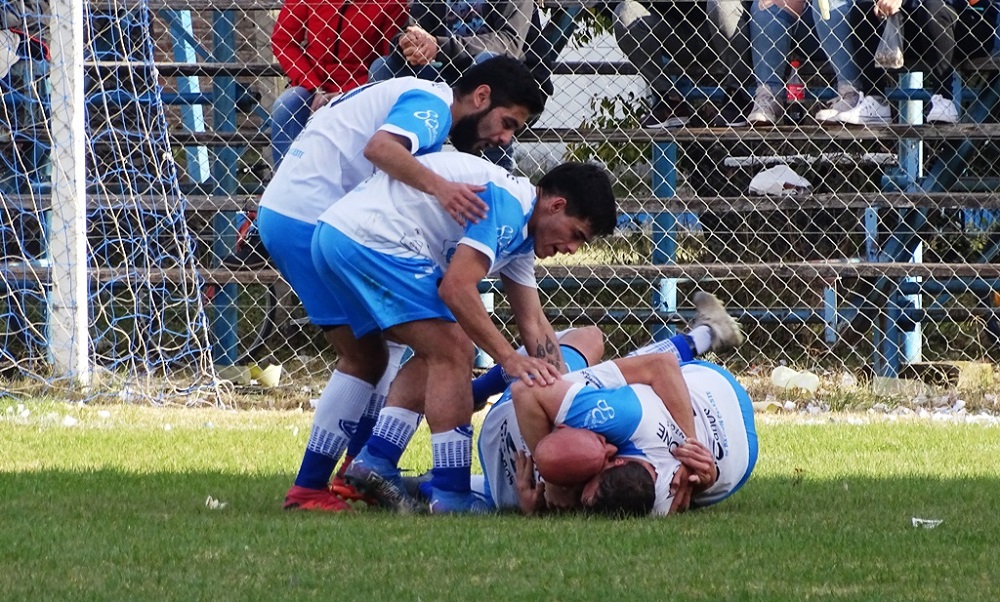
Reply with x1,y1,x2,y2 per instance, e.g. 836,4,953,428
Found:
478,344,590,510
556,360,757,515
319,152,538,287
260,78,454,224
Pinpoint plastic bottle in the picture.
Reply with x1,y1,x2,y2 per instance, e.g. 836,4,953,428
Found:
771,366,798,388
784,60,806,125
771,366,820,394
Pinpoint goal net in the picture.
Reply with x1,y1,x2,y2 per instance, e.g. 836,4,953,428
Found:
1,0,216,403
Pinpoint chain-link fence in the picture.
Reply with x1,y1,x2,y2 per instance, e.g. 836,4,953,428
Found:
2,0,999,404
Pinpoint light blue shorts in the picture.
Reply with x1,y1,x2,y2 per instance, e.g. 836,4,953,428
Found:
257,207,347,326
311,222,455,338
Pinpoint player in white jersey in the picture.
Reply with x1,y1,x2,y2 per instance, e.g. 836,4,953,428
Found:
260,57,547,513
479,292,746,515
313,152,617,513
513,343,758,517
508,292,754,516
475,327,602,512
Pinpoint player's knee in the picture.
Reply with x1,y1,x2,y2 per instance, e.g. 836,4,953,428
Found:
576,326,605,364
509,379,533,406
336,343,389,384
435,334,475,365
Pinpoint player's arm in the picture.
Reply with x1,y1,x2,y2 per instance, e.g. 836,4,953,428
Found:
439,245,561,387
611,353,697,440
501,274,565,373
514,451,547,515
363,134,487,225
510,377,575,454
615,353,718,490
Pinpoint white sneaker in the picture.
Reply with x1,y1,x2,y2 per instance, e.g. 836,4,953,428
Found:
747,86,781,125
927,94,959,124
835,94,891,125
814,85,861,122
691,291,743,353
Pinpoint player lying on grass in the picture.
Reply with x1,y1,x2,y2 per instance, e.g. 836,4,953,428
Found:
511,302,758,517
469,291,750,515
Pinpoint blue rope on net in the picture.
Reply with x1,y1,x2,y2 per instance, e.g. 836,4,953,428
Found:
1,1,215,401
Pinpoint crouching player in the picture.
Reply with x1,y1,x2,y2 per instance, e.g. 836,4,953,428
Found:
314,152,617,513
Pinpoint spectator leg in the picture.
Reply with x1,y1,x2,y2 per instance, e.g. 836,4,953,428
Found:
812,0,862,90
270,85,312,170
750,3,797,94
910,0,959,97
708,0,752,90
613,0,686,99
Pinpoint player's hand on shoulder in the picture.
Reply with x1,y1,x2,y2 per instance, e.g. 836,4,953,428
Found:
432,179,488,226
501,354,561,387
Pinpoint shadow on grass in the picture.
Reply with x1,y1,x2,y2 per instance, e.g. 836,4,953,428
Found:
2,470,999,600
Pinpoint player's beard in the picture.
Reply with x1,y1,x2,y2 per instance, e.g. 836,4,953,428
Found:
449,107,490,153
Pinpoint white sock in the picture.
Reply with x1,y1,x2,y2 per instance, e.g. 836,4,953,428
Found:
431,426,473,469
371,406,422,450
628,338,680,359
365,341,409,419
308,371,373,458
689,326,713,355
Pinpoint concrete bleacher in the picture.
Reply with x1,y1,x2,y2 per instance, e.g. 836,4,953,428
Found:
5,0,1000,377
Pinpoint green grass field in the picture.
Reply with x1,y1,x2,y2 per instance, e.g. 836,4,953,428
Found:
2,403,999,601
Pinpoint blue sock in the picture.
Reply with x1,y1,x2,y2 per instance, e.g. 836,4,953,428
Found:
366,407,420,466
346,415,377,458
294,423,351,489
471,364,513,406
430,426,473,493
294,450,339,490
431,466,471,493
673,334,695,361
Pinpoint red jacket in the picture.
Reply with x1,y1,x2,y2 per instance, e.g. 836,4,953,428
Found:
272,0,407,93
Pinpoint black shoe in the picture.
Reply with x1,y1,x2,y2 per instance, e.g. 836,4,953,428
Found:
221,231,271,270
641,94,695,128
708,88,751,128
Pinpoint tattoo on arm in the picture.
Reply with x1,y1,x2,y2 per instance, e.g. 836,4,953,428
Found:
534,336,561,369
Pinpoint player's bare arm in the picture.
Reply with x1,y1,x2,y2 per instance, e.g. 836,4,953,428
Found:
363,131,487,225
439,246,558,387
502,275,566,373
511,378,573,453
612,354,697,439
514,451,547,515
611,354,718,489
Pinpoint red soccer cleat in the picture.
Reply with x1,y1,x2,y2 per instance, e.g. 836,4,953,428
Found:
283,485,352,513
330,475,378,506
